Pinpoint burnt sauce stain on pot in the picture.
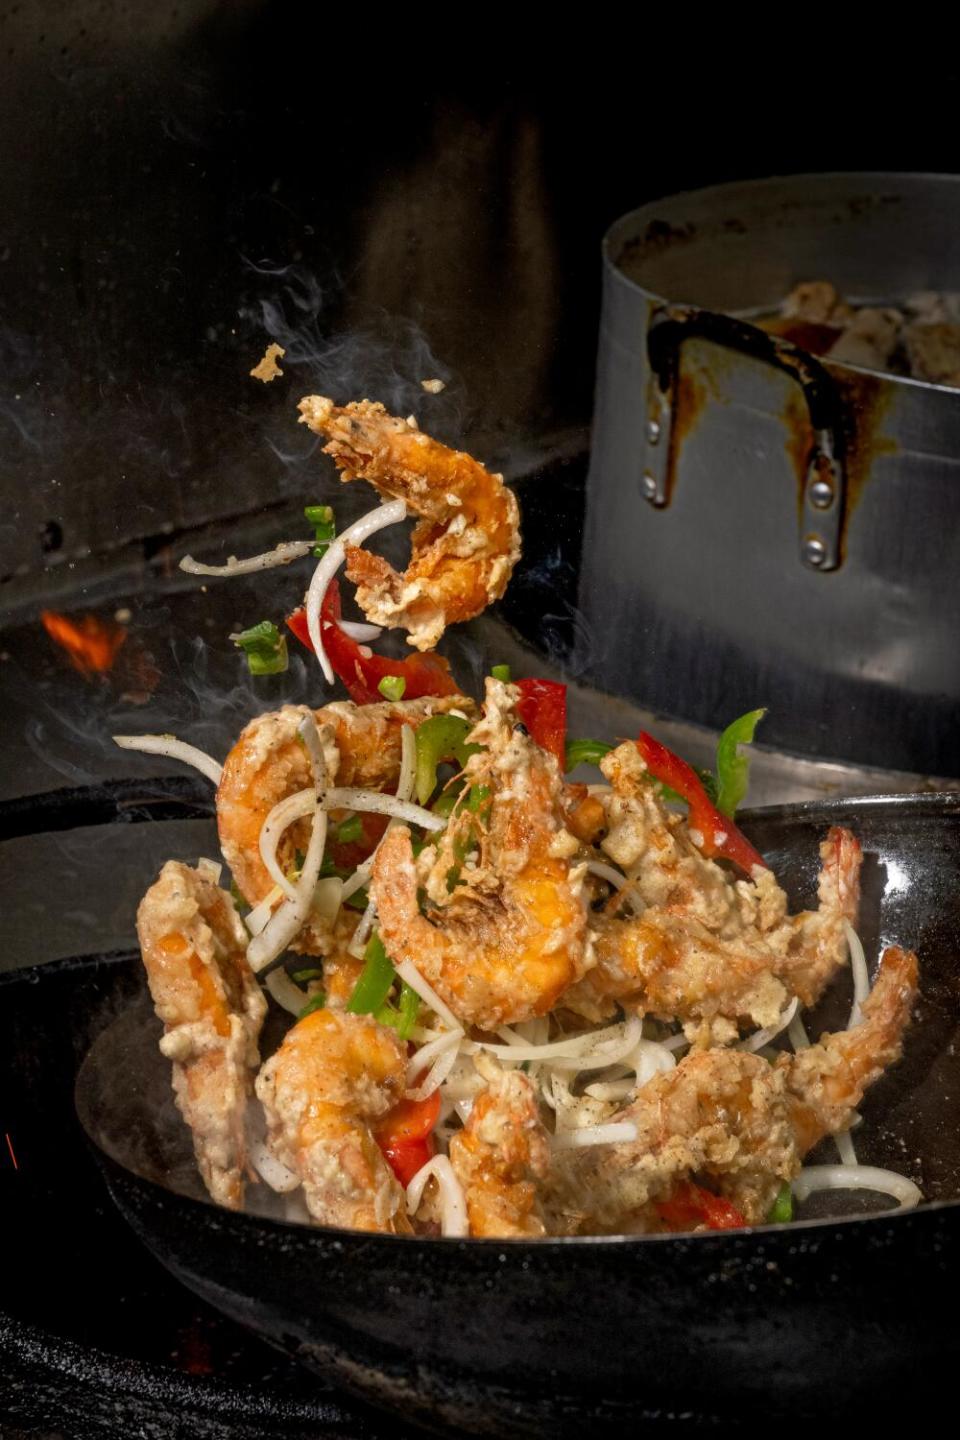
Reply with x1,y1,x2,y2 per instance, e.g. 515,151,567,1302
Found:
782,367,897,552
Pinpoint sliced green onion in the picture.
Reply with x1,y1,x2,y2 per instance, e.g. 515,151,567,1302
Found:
564,737,613,772
230,620,289,676
291,966,323,983
714,708,766,818
377,674,407,702
334,814,364,846
414,715,479,806
491,664,512,682
297,991,327,1020
466,783,491,814
346,932,396,1015
305,503,336,559
376,981,421,1040
767,1181,794,1224
344,885,369,912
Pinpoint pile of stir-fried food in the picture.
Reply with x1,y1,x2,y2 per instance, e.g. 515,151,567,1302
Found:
120,395,922,1238
761,280,960,387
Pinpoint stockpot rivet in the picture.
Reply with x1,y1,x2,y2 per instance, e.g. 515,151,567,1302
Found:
646,420,661,444
803,536,827,567
641,473,658,499
809,478,834,509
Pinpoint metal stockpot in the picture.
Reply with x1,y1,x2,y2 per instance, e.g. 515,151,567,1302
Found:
576,173,960,777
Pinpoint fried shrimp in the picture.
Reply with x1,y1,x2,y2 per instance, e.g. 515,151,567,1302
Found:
217,694,471,943
298,396,521,651
756,826,862,1008
449,1056,549,1238
564,910,789,1041
320,909,365,1008
572,744,862,1037
556,946,917,1232
372,679,592,1029
255,1008,411,1232
137,860,266,1210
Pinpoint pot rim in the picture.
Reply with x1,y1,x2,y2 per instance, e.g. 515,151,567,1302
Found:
602,170,960,398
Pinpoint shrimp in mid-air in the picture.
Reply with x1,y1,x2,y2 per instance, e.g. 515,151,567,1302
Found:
566,742,862,1040
298,396,521,651
448,1055,550,1238
373,679,593,1030
137,860,267,1210
217,694,471,949
255,1007,411,1232
554,945,918,1232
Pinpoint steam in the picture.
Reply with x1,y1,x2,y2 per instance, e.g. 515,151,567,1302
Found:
239,260,463,436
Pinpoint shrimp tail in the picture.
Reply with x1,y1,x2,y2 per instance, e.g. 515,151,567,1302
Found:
787,945,918,1153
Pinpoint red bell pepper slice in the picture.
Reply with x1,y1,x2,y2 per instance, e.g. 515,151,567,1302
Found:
636,731,768,876
375,1090,441,1188
656,1180,747,1232
286,580,460,704
516,678,567,768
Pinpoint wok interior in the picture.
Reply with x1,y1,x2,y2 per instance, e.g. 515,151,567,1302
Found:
612,173,960,318
76,795,960,1232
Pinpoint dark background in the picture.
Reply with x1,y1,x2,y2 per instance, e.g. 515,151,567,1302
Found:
2,5,959,602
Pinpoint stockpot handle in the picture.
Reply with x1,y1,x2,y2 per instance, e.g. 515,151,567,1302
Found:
643,303,846,571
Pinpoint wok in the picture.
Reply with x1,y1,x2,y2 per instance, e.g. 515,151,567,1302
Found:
74,792,960,1435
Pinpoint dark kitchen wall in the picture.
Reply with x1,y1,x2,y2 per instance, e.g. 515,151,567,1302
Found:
1,4,958,592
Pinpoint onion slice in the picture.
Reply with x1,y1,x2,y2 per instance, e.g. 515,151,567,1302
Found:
304,499,407,684
113,733,223,786
738,996,800,1053
324,787,445,832
551,1122,639,1150
394,958,462,1033
339,620,382,642
475,1017,643,1070
249,1140,301,1194
406,1029,464,1101
264,967,310,1017
259,790,316,901
792,1164,921,1211
247,714,328,973
844,920,871,1029
406,1155,469,1238
179,540,313,577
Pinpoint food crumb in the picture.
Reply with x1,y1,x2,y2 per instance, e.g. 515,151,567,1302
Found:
420,378,445,394
114,607,132,624
250,343,285,383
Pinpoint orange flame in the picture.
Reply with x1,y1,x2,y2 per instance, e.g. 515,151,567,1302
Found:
41,610,128,677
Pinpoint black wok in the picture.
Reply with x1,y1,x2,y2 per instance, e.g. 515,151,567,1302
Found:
75,793,960,1436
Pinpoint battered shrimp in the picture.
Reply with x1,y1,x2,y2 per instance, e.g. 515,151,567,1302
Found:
556,946,918,1232
577,743,862,1034
298,396,521,651
255,1008,411,1233
137,860,267,1210
373,679,592,1029
757,825,862,1008
306,913,356,1009
217,694,471,946
448,1056,549,1238
564,909,789,1042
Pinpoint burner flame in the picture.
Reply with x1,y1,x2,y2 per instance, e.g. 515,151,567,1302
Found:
41,610,128,677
